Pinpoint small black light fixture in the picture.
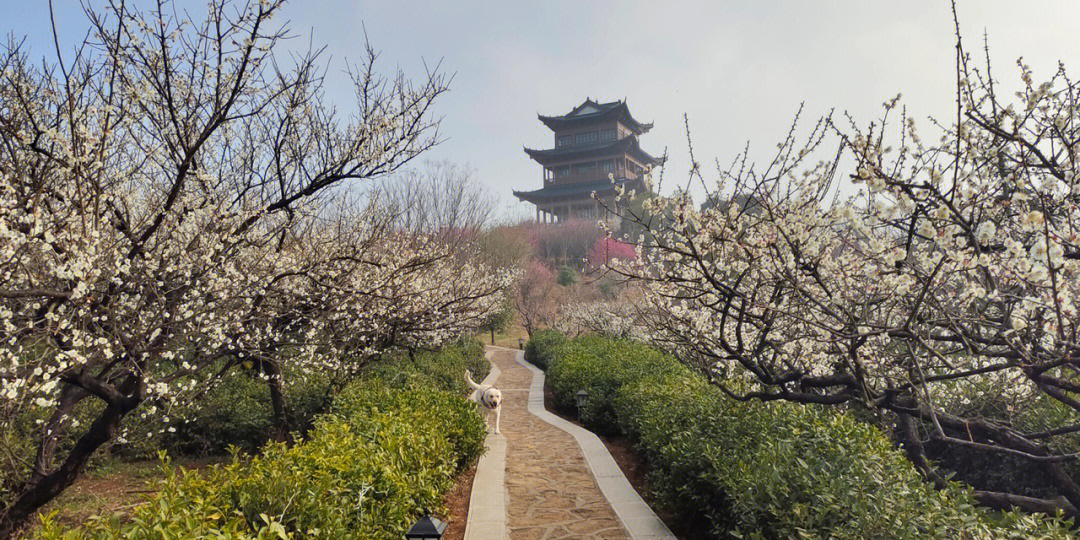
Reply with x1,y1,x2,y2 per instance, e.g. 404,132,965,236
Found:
405,513,447,540
575,389,589,417
518,337,525,350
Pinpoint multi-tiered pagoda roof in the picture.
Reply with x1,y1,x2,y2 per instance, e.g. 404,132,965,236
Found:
514,99,664,222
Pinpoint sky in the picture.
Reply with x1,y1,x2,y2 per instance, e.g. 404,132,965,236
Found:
4,1,1079,221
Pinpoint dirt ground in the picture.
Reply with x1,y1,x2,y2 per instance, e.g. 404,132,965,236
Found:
35,457,224,531
441,464,478,540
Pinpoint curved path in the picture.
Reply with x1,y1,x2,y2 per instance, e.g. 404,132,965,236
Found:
464,347,674,540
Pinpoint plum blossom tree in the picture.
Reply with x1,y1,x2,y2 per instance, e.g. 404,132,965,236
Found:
612,37,1080,515
224,197,512,440
0,1,510,534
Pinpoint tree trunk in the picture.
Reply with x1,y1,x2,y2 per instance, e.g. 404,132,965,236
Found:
1039,457,1080,515
262,360,293,445
0,399,135,538
31,386,88,482
973,490,1078,517
894,413,948,489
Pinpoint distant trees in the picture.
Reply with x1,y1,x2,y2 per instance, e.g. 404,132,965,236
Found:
534,219,602,268
514,261,562,337
479,221,536,271
376,160,495,236
556,265,579,287
0,1,509,534
492,202,651,339
612,38,1080,516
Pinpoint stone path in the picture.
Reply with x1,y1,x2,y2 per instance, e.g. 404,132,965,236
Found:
464,347,674,540
514,354,675,539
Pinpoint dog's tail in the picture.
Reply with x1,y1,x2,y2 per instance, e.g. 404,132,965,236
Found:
465,370,482,390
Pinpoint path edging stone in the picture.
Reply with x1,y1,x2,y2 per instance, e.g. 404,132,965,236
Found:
463,352,508,540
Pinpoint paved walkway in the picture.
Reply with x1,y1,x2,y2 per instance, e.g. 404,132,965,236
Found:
464,347,674,540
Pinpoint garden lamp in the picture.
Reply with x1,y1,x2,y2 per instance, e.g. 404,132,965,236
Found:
575,389,589,416
518,337,525,349
405,513,447,539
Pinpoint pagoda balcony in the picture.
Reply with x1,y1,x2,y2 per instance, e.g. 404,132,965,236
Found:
547,170,639,186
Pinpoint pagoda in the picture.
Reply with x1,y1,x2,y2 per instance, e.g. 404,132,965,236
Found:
514,99,665,222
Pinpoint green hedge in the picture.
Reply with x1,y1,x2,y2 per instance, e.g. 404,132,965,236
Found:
542,335,1076,539
359,338,488,395
34,343,489,539
523,329,567,370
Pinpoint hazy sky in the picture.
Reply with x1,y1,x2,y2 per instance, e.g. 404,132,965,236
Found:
4,1,1079,219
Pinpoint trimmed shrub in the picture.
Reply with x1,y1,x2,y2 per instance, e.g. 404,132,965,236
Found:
331,384,487,474
523,329,567,370
33,343,490,539
543,335,1077,539
145,338,485,460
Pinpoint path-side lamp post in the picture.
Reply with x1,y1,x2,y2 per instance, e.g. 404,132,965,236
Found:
575,389,589,418
518,337,525,350
405,514,447,540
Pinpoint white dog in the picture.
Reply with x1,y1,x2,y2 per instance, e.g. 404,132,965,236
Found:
465,370,503,434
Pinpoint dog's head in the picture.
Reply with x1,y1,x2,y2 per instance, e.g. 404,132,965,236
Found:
483,387,503,408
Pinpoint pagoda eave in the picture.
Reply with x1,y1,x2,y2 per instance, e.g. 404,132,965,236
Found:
538,114,652,135
524,139,627,165
524,137,663,167
513,178,638,204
